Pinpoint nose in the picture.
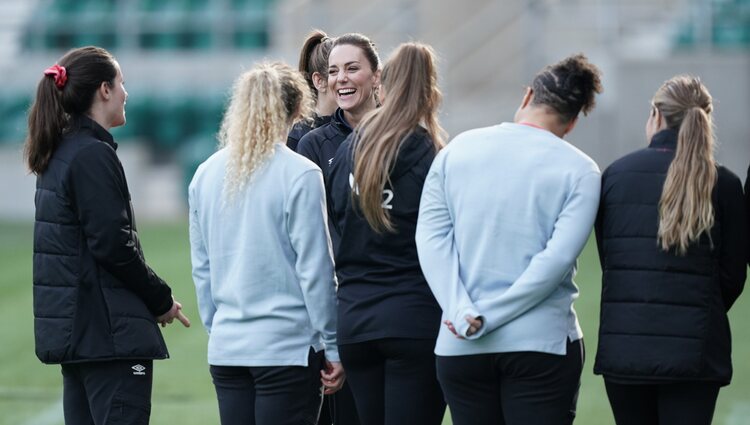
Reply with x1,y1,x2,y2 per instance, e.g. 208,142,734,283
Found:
336,70,347,84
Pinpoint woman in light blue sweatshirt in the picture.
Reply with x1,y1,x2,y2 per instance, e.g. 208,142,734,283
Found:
188,62,343,425
416,54,603,425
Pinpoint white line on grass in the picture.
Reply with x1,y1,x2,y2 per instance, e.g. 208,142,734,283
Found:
20,397,63,425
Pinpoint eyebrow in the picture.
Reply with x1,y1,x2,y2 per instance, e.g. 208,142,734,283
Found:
329,61,361,68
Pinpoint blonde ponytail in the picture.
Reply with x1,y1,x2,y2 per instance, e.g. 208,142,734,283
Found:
656,76,716,254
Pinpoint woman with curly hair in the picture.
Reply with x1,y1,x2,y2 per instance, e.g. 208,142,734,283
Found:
188,62,343,425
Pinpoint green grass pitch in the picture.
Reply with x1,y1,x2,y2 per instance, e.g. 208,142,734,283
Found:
1,221,748,424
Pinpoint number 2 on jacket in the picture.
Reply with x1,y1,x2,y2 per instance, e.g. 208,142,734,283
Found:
349,173,394,209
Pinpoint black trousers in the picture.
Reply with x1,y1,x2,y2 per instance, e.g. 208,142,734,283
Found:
209,349,325,425
61,359,153,425
338,338,446,425
604,380,721,425
317,381,360,425
437,338,584,425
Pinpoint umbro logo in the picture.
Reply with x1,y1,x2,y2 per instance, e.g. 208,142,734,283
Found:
131,364,146,376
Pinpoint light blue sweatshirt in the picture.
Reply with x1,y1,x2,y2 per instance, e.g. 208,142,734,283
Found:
416,123,600,356
189,144,339,366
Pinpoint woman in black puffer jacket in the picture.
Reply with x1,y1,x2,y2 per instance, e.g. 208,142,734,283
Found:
594,75,747,425
24,46,189,425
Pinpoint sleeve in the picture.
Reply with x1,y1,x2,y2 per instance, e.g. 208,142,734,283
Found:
472,170,601,337
415,151,483,338
594,168,608,269
295,132,319,165
287,169,339,362
188,177,215,333
717,169,747,311
68,142,173,316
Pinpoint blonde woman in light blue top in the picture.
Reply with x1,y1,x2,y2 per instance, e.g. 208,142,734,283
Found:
189,62,343,425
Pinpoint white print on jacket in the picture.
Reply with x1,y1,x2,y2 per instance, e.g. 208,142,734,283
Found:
349,173,394,209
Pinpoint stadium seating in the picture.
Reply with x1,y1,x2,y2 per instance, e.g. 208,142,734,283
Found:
675,0,750,48
22,0,273,51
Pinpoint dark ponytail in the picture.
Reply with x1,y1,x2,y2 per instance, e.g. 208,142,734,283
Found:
297,29,334,99
24,46,118,174
530,53,603,123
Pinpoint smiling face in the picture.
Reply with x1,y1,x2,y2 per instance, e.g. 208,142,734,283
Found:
328,44,379,120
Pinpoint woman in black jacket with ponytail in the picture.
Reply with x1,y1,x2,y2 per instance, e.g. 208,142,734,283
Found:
594,75,747,425
24,46,189,425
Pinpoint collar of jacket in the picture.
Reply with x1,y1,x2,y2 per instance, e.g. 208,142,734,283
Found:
648,128,678,150
69,114,118,150
332,108,353,133
313,113,332,128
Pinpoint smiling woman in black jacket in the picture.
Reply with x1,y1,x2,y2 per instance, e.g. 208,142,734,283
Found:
24,46,189,425
594,75,747,425
327,42,447,425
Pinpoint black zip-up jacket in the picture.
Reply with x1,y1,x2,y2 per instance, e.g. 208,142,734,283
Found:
594,129,747,385
296,108,353,251
33,115,173,364
286,114,331,152
296,108,352,172
327,127,442,344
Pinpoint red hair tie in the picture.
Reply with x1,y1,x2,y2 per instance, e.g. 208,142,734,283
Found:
43,64,67,89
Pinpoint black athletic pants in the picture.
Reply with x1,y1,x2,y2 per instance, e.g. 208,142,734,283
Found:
209,349,325,425
339,338,446,425
317,381,360,425
61,359,154,425
437,338,584,425
604,380,720,425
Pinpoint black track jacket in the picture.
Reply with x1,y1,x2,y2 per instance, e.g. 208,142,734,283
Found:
327,126,442,344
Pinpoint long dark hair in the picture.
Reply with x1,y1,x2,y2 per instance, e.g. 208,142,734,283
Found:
24,46,118,174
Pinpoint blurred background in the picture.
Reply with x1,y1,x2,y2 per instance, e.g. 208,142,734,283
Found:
0,0,748,219
0,0,748,424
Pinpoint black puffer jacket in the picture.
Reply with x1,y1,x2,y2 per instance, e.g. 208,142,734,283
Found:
594,129,747,385
33,115,173,364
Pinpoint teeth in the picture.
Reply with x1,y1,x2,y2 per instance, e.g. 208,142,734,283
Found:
338,89,356,95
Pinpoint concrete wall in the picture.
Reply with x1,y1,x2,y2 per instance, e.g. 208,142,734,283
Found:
607,53,749,175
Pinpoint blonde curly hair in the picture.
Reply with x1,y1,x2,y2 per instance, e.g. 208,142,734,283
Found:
219,61,312,201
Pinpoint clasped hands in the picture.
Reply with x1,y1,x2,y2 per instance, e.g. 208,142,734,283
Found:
444,315,483,339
